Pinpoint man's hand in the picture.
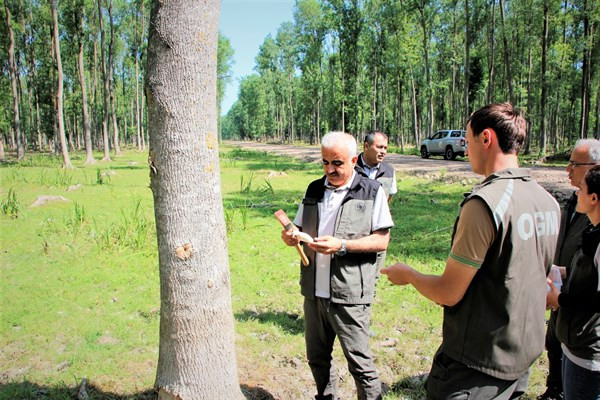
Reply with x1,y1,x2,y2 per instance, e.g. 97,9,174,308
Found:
281,228,300,247
546,278,560,311
307,235,342,254
381,262,415,286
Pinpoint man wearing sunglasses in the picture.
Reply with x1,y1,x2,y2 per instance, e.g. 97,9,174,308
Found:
539,138,600,400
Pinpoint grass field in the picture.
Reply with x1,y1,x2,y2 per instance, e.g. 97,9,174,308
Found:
0,147,551,399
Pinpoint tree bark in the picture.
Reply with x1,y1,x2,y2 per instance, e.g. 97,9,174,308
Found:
78,6,95,164
4,1,24,160
487,0,496,104
51,0,73,168
464,0,470,124
410,68,420,145
524,48,533,155
418,2,433,136
98,0,111,160
579,0,591,139
108,0,121,155
539,0,549,157
147,0,243,398
135,4,142,150
499,0,515,104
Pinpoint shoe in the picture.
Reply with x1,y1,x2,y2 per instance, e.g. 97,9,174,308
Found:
536,388,563,400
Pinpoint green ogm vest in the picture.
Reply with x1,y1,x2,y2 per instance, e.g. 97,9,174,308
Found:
441,169,560,380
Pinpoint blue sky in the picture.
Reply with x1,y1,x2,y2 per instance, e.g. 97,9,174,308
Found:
219,0,295,115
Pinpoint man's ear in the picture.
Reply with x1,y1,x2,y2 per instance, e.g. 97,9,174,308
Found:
482,128,496,147
592,193,599,204
352,155,358,165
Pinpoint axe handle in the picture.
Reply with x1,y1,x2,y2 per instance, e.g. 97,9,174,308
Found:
274,210,310,266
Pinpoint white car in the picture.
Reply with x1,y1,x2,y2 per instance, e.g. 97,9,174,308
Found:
420,130,467,160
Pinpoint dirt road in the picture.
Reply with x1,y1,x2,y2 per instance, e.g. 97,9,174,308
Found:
226,140,574,202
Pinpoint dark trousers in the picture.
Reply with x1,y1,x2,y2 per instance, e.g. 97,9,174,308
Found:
426,350,531,400
304,297,381,400
544,310,564,391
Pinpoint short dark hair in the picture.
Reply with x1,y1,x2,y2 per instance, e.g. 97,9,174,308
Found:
364,131,388,145
584,165,600,198
468,103,526,154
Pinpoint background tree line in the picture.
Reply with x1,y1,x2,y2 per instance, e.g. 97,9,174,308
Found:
0,0,234,167
222,0,599,157
1,0,598,166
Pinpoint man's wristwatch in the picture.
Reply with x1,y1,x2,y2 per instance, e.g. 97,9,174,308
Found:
336,239,347,256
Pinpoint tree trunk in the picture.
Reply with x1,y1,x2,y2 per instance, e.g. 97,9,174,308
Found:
499,0,515,104
418,3,433,136
579,0,591,139
98,0,111,160
147,1,244,398
464,0,470,124
524,48,533,155
539,0,549,157
135,7,142,151
141,76,147,149
4,1,24,161
51,0,73,168
410,68,419,145
487,0,496,103
78,7,96,164
108,0,121,155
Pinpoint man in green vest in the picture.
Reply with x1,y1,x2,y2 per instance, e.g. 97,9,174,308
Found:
382,103,560,399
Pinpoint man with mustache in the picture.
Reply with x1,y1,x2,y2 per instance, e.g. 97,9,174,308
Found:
281,131,394,400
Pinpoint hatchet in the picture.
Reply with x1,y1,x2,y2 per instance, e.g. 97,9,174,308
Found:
274,209,309,266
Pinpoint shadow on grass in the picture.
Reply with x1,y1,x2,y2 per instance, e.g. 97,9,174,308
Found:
241,384,276,400
235,309,304,335
387,373,428,399
0,381,155,400
0,381,276,400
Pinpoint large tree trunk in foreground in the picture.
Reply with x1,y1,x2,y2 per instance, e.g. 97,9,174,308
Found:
51,0,73,168
146,1,243,399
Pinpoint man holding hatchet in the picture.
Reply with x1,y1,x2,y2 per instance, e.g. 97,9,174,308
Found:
280,131,394,400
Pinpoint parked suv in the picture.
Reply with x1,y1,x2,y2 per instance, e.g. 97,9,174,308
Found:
420,130,467,160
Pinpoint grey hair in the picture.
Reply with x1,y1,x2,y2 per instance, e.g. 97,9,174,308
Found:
575,139,600,163
364,131,388,145
321,131,357,157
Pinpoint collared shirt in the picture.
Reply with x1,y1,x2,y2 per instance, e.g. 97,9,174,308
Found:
294,171,393,298
359,154,398,195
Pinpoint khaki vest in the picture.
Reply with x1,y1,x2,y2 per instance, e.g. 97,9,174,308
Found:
300,175,382,304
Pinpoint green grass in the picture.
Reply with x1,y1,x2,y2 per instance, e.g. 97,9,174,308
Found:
0,147,550,399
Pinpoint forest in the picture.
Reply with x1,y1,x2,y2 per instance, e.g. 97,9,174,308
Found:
0,0,235,167
222,0,599,154
1,0,598,168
